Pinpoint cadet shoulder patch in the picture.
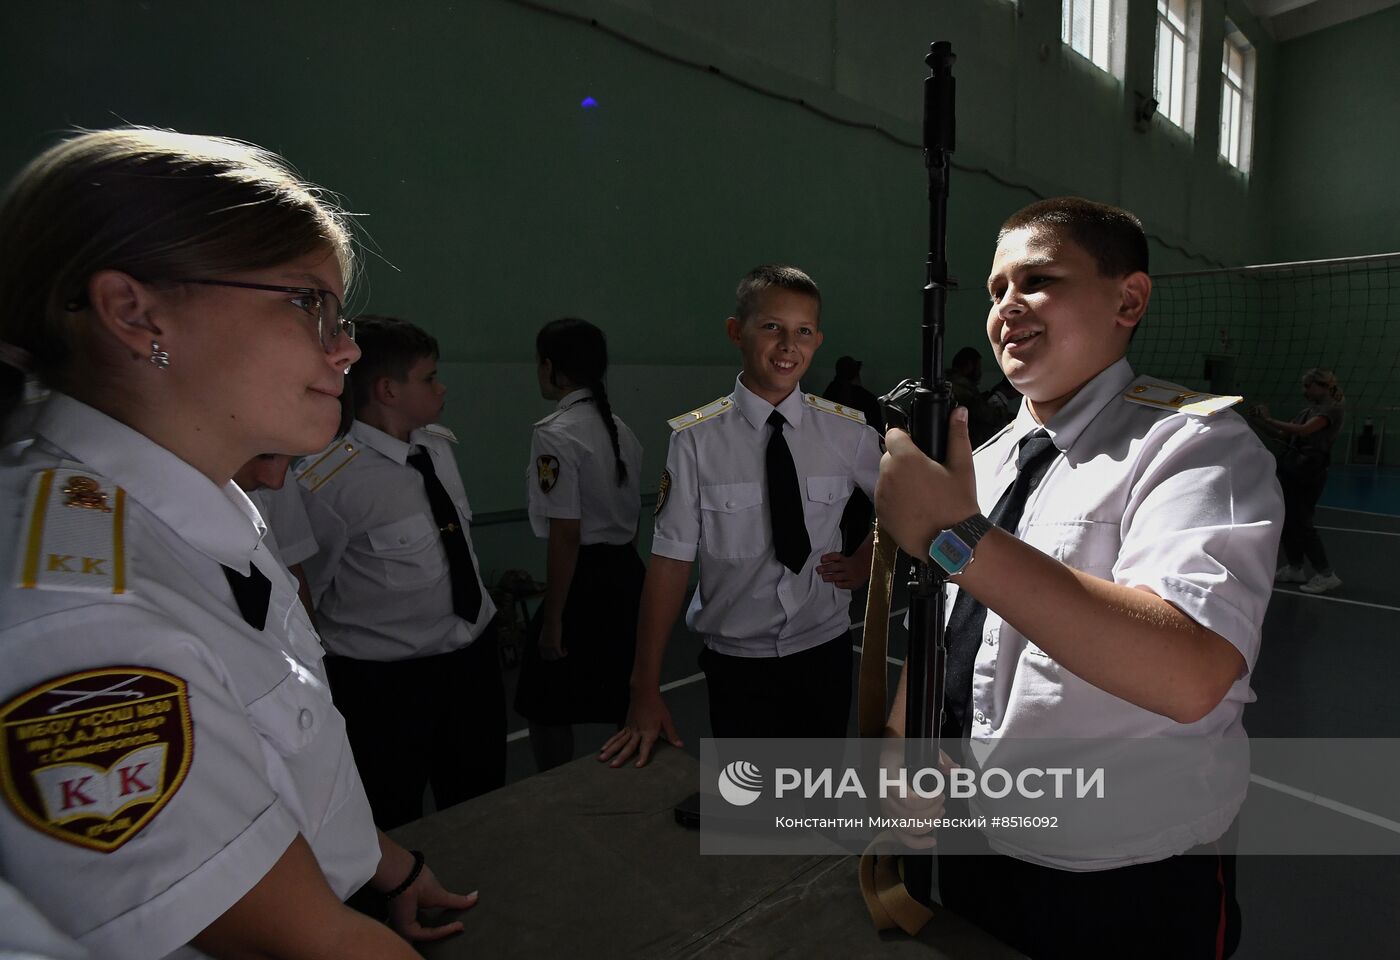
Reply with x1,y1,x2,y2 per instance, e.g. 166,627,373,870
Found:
16,469,128,595
537,455,561,493
1122,377,1242,417
804,393,867,424
0,667,193,853
668,397,734,432
422,423,459,444
296,439,360,493
655,469,672,516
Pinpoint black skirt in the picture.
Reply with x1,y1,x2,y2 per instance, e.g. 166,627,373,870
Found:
513,542,644,725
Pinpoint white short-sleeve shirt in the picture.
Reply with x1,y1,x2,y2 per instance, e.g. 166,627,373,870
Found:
248,481,318,569
526,389,643,544
957,358,1283,867
651,376,883,657
0,395,379,960
299,420,496,662
0,878,89,959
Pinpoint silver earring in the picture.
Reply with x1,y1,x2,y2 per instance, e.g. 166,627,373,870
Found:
148,341,170,369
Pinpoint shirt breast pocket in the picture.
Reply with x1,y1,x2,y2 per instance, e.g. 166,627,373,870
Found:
700,482,765,559
1043,519,1120,580
805,475,853,511
245,665,351,828
246,666,327,755
366,513,444,587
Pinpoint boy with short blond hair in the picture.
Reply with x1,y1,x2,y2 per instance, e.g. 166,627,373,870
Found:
600,265,883,766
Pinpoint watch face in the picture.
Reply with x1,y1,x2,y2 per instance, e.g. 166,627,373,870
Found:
931,532,972,573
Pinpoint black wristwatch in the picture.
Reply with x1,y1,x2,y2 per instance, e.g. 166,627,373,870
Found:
927,514,993,580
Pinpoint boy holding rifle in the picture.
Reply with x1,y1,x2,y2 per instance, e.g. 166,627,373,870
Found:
876,198,1282,958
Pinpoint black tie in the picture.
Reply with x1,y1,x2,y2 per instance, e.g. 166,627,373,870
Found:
942,428,1059,739
766,411,811,575
407,447,484,623
223,564,271,631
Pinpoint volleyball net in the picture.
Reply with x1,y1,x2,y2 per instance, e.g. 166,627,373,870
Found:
1132,252,1400,466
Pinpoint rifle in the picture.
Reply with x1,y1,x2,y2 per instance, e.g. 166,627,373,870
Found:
879,39,956,907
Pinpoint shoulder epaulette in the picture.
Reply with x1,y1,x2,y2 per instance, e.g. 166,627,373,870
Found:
15,467,129,595
422,423,458,444
1122,377,1242,417
533,408,565,429
297,438,360,493
804,393,867,424
668,396,734,432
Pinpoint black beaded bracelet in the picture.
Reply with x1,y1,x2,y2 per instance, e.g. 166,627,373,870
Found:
383,849,425,900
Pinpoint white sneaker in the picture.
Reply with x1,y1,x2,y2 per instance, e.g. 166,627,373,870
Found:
1275,565,1307,584
1299,572,1342,594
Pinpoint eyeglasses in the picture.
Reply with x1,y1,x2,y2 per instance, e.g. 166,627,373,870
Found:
175,278,355,352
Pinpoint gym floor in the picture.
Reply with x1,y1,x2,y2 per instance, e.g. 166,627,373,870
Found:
491,465,1400,958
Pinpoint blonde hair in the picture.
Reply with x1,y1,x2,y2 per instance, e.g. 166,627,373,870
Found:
0,127,355,418
1302,367,1344,402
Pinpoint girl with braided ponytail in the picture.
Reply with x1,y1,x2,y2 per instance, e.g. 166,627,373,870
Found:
517,318,645,770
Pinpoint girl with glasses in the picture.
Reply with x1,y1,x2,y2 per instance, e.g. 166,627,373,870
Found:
0,128,473,959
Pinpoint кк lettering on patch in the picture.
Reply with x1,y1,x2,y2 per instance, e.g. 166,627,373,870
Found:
0,667,193,852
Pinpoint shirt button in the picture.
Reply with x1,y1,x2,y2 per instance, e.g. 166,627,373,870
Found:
725,501,734,508
398,536,408,544
298,709,314,730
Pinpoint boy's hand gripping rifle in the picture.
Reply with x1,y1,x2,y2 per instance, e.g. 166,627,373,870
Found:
856,41,955,927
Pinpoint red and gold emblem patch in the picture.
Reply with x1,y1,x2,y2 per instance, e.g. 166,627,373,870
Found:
537,455,561,493
0,667,193,853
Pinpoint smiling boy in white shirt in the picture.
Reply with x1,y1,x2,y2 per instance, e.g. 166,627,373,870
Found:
601,265,883,768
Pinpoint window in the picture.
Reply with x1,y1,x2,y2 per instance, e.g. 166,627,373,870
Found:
1219,22,1256,171
1062,0,1125,78
1154,0,1200,133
